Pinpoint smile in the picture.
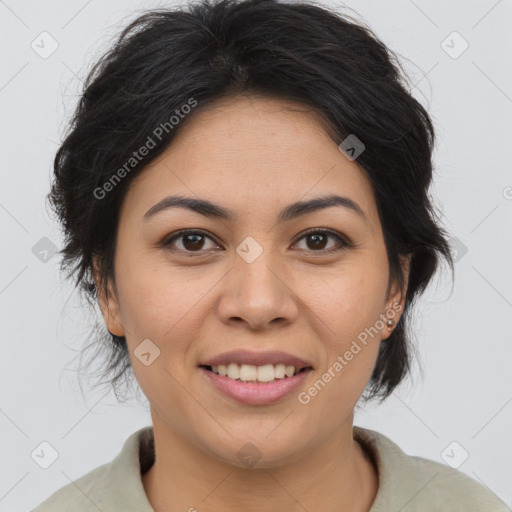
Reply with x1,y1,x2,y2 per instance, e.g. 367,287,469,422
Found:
199,365,313,405
202,363,309,382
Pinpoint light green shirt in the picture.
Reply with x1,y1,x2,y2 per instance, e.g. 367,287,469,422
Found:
32,425,509,511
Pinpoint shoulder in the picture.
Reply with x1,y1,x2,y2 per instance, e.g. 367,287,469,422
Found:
31,461,112,511
31,426,155,512
353,426,510,512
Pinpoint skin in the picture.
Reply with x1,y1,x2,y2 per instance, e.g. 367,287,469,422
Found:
94,94,409,512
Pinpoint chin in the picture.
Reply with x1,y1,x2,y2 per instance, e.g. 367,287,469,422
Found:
202,431,311,469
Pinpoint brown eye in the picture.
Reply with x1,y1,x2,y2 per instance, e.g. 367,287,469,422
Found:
163,228,350,256
164,230,220,254
293,229,350,253
182,233,206,251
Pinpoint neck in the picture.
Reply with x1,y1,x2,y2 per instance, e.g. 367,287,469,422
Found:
142,412,378,512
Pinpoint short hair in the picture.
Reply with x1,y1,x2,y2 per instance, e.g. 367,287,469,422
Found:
47,0,453,403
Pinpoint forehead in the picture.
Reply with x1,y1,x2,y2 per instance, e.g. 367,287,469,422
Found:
121,94,378,225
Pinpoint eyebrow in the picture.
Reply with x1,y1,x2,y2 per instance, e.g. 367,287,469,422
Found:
143,193,367,224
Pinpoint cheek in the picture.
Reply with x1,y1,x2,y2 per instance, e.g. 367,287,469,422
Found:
113,255,225,391
302,260,389,340
298,269,385,422
114,261,198,404
114,252,199,340
294,258,386,405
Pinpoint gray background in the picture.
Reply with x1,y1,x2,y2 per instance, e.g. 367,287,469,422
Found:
1,0,511,510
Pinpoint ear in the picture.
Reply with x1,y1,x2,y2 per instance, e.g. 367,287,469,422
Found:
381,254,411,340
92,256,125,337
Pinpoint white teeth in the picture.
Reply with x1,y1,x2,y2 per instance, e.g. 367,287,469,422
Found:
227,363,240,379
257,364,275,382
208,362,305,382
285,365,295,377
239,364,257,381
274,364,286,378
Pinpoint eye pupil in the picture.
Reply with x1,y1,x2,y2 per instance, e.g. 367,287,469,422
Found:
307,233,327,250
183,234,204,251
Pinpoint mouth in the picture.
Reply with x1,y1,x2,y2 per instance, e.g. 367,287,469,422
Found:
199,363,312,383
198,349,314,383
198,363,313,405
197,350,314,405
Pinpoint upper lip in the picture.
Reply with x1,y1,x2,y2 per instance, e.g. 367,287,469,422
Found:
199,350,313,369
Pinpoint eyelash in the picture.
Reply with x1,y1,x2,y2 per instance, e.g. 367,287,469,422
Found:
162,228,352,256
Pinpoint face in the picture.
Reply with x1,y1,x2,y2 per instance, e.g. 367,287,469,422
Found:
95,94,407,467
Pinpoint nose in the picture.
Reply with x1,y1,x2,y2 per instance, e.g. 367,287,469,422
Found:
216,249,300,331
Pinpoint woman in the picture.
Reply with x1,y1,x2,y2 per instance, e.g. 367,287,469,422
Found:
33,0,508,510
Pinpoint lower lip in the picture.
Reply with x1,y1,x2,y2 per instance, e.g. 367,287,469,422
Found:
199,367,313,405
